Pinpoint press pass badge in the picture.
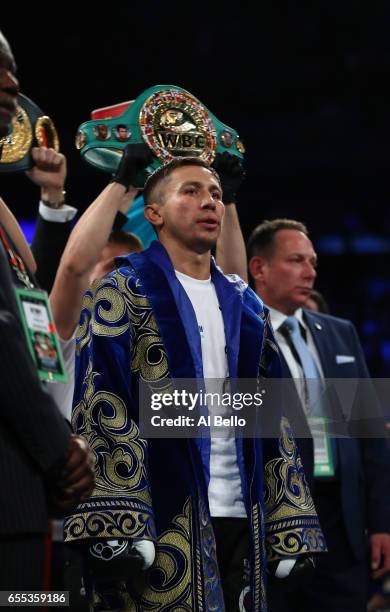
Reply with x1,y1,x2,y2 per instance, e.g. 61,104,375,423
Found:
14,288,67,383
308,416,335,477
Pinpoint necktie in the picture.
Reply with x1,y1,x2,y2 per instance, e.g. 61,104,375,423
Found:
281,315,324,416
282,315,338,473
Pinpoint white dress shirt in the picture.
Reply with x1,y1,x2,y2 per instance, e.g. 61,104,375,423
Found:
268,307,324,406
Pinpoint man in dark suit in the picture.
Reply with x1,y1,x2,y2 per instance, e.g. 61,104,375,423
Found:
248,218,390,612
0,28,95,591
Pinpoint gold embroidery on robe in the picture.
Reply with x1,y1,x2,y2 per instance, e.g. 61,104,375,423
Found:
264,417,326,560
93,498,195,611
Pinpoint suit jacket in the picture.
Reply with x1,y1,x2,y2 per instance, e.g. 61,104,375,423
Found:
279,308,390,560
0,239,71,535
64,241,325,612
30,213,73,293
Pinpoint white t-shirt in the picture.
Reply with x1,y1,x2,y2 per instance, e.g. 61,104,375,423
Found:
176,271,246,518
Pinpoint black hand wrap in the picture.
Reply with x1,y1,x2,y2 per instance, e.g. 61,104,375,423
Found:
267,555,316,590
112,143,154,189
87,538,144,583
212,151,245,205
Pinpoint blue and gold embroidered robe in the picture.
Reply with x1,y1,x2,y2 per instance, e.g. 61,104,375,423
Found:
64,241,326,611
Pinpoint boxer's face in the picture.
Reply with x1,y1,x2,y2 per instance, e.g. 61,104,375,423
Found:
145,164,224,254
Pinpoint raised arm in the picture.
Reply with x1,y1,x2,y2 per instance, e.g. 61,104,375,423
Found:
213,152,248,282
217,203,248,282
28,147,77,292
50,143,153,340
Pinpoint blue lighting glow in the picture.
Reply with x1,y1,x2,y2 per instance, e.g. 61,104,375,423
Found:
19,219,36,245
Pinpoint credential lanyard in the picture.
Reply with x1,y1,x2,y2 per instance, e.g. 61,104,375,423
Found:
0,224,34,289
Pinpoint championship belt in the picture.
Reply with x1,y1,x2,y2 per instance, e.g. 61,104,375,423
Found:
75,84,245,187
0,94,59,174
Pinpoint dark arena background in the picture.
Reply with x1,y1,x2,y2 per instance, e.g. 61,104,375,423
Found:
1,3,389,376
